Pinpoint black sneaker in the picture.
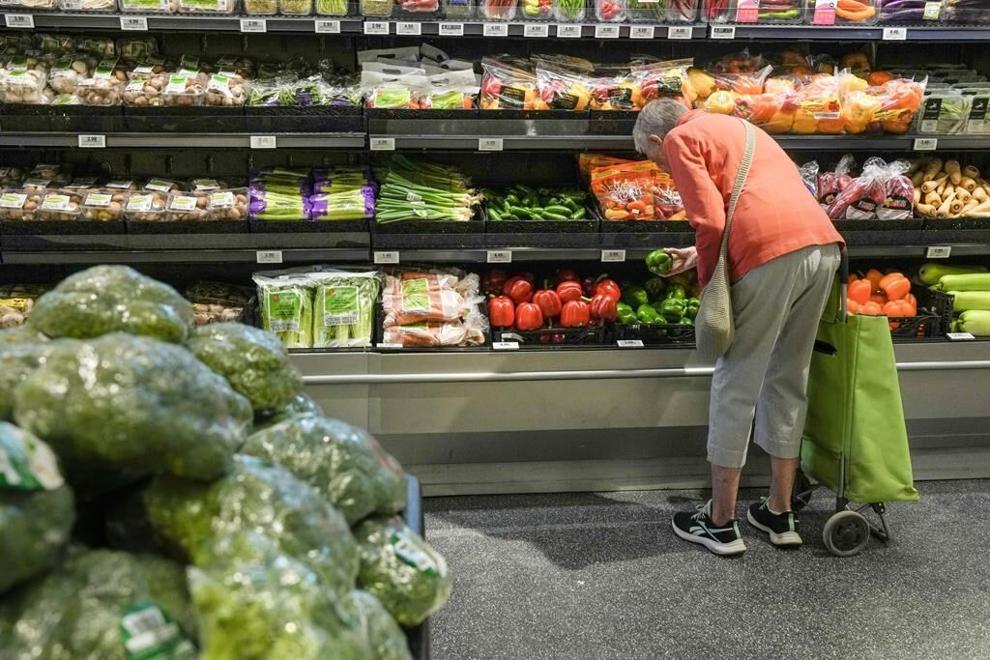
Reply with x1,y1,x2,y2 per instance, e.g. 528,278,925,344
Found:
672,500,747,556
747,499,803,547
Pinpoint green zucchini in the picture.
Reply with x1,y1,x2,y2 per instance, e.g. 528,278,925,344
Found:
918,263,988,286
933,273,990,292
948,290,990,312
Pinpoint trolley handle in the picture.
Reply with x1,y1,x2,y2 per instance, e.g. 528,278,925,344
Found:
839,245,849,320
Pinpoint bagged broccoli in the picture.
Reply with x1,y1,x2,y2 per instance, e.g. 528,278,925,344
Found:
144,455,359,599
243,415,406,525
29,265,194,343
0,549,197,660
338,590,412,660
186,322,303,416
14,334,251,495
311,271,382,348
254,272,314,349
0,423,75,594
254,392,324,431
189,531,374,660
0,324,48,345
0,340,64,421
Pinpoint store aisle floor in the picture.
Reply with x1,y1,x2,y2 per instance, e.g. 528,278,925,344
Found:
424,480,990,660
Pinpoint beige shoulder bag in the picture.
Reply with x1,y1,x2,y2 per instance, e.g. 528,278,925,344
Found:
695,119,756,361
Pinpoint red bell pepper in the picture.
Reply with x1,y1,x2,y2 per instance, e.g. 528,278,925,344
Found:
487,296,515,329
560,300,591,328
532,288,562,319
482,269,508,296
515,302,544,331
581,276,597,297
556,280,583,304
594,278,621,303
590,294,617,322
555,268,580,285
504,276,534,304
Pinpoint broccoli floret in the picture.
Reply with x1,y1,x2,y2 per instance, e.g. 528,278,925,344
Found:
30,265,194,343
186,323,302,416
338,590,412,660
242,415,406,525
353,516,451,627
0,422,75,594
14,334,251,496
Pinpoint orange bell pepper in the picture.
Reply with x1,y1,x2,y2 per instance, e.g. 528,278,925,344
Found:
848,278,872,305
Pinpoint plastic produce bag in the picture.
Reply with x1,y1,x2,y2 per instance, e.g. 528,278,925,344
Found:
382,270,478,325
0,549,197,660
254,273,315,349
338,590,412,660
253,393,324,431
536,65,592,111
311,271,382,348
353,516,451,627
0,340,62,421
243,415,406,524
144,455,359,599
0,423,75,594
826,157,914,221
29,265,195,343
480,56,538,110
14,334,251,494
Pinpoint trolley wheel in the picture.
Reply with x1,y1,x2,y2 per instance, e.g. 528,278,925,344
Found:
822,510,870,557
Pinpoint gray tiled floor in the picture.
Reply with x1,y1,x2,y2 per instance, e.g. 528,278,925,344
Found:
424,480,990,660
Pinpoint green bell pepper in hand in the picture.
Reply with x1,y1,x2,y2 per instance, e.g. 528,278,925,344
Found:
645,249,673,276
644,277,666,302
659,298,686,322
616,303,637,325
684,297,700,320
636,304,660,325
622,286,649,309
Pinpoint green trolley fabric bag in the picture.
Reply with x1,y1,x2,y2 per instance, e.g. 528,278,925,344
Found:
801,280,920,504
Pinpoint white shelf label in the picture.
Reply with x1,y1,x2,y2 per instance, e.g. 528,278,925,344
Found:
617,339,644,348
77,134,106,149
882,26,907,40
710,25,735,39
370,136,396,151
629,25,655,39
601,249,626,263
926,245,952,259
364,20,390,34
524,23,549,37
947,332,976,341
439,22,465,36
595,24,620,39
668,25,693,39
487,249,512,263
119,15,148,31
315,19,341,33
493,341,520,350
558,23,583,38
256,250,283,264
240,18,267,32
923,1,941,19
377,342,404,349
4,14,34,28
478,137,504,152
396,21,422,35
250,135,277,149
374,250,400,264
483,22,509,36
913,137,938,151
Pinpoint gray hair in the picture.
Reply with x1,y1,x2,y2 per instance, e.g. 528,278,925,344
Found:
633,99,688,154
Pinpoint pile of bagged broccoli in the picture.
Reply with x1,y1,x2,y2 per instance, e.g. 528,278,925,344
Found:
0,265,450,660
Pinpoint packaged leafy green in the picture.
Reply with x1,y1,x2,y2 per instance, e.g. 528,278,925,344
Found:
253,273,314,349
0,422,75,594
338,590,412,660
918,91,970,135
0,339,63,421
312,271,382,348
0,324,48,345
254,393,324,431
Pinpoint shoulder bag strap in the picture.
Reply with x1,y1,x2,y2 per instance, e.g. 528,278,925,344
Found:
717,120,757,263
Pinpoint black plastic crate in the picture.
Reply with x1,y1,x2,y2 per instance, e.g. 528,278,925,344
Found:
248,218,369,235
123,106,245,133
614,322,696,346
492,324,608,348
919,287,955,337
125,219,248,235
888,312,941,340
243,105,364,133
0,104,125,132
588,110,637,136
372,205,486,249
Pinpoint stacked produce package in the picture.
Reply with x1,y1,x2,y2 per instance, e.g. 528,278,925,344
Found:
0,265,450,659
250,167,375,222
582,154,686,221
920,263,990,336
381,268,488,347
360,45,479,110
375,156,481,224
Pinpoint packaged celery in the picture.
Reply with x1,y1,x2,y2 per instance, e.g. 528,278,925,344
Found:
311,271,382,348
253,273,314,349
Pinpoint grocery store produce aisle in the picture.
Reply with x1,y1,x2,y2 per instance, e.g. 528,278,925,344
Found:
425,480,990,659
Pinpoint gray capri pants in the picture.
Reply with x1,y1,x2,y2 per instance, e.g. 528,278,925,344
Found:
707,243,842,469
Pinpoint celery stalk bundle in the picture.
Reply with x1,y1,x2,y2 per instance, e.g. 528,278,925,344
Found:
249,166,376,221
375,156,480,224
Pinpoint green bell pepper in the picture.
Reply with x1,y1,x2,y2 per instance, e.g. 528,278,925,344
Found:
636,304,660,325
616,303,637,325
684,297,700,320
667,284,687,300
622,285,649,309
679,316,694,326
659,298,685,322
644,277,666,302
645,249,673,276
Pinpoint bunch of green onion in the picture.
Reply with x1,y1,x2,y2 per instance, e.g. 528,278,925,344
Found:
375,156,480,223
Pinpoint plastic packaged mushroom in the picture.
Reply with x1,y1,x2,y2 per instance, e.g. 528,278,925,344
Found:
74,76,123,106
207,188,250,221
162,73,205,107
118,0,180,13
58,0,119,10
124,191,167,222
178,0,238,13
0,60,50,105
80,189,127,222
122,74,167,106
164,191,210,222
0,190,42,222
205,73,249,107
48,56,93,96
36,190,83,222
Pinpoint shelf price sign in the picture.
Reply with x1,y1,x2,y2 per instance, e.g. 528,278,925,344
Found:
439,22,465,36
396,21,422,35
78,134,106,149
710,25,736,39
594,24,620,39
250,135,277,149
557,24,582,38
493,341,520,350
478,137,504,151
370,136,396,151
240,18,267,32
913,137,938,151
483,22,509,37
617,339,644,348
524,23,549,37
256,250,283,264
487,250,512,264
364,20,390,34
374,251,400,264
601,249,626,263
314,19,341,33
119,16,149,31
947,331,975,341
882,26,908,40
667,25,693,39
926,245,952,259
629,25,655,39
4,14,34,28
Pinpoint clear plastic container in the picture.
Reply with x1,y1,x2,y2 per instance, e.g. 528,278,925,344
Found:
244,0,278,12
49,56,93,95
480,0,517,17
164,191,209,222
118,0,179,12
178,0,237,12
626,0,666,21
36,190,83,222
59,0,117,10
74,76,122,106
706,0,804,22
0,68,50,105
392,0,440,17
666,0,698,20
553,0,585,21
807,0,877,24
878,0,942,23
964,88,990,134
3,0,58,9
0,190,41,222
80,189,127,222
122,74,167,106
359,0,393,14
280,0,314,13
917,90,970,135
204,73,249,107
443,0,475,16
315,0,349,12
144,178,182,193
162,74,205,107
206,188,249,221
518,0,552,18
124,192,166,222
595,0,625,20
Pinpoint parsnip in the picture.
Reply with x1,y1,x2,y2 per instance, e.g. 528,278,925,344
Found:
922,174,948,193
962,199,980,214
956,187,971,203
963,164,981,180
937,179,949,196
951,199,965,215
963,198,990,217
975,187,989,202
924,191,942,207
907,159,925,176
913,188,922,204
911,170,926,187
923,159,944,180
959,176,978,192
937,192,956,216
946,160,962,185
916,203,936,217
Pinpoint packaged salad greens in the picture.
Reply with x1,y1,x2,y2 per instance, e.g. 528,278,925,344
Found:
310,271,382,348
253,272,315,349
316,0,350,13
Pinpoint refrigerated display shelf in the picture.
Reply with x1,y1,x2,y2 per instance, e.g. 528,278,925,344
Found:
1,12,364,33
0,131,365,149
0,247,368,264
711,24,990,42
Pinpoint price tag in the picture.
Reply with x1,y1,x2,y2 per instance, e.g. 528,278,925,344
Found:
370,136,396,151
256,250,283,264
374,251,400,264
710,25,736,39
240,18,267,32
913,137,938,151
617,339,644,348
601,249,626,263
493,341,519,350
487,250,512,263
484,22,509,36
524,23,549,38
595,24,620,39
364,20,390,34
882,26,907,40
668,25,693,39
478,137,504,152
558,24,583,38
947,332,976,341
4,14,34,28
119,16,148,31
77,134,106,149
377,342,404,349
923,1,941,19
926,245,952,259
439,22,465,36
812,0,836,24
396,21,422,35
250,135,277,149
315,19,341,33
629,25,655,39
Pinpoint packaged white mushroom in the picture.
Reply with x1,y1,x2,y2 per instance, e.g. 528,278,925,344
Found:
0,60,50,105
80,189,127,222
119,0,179,13
0,190,42,222
75,76,122,105
0,168,24,187
5,0,58,10
178,0,237,13
215,55,255,80
65,177,100,190
106,179,139,192
59,0,119,10
207,188,249,221
124,191,167,222
122,74,167,106
205,72,249,107
164,191,209,222
36,190,83,222
162,73,205,106
119,38,161,62
48,56,93,95
185,281,254,325
76,37,116,59
144,177,182,193
189,178,228,192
